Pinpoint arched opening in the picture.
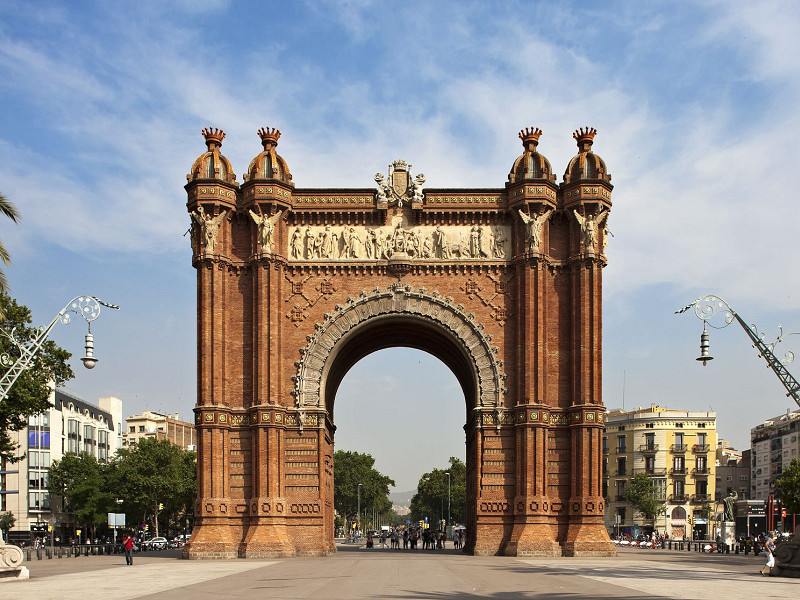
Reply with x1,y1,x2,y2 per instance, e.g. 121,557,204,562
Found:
323,315,477,420
333,347,467,546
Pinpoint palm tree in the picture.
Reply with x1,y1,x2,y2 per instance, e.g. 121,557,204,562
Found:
0,191,20,295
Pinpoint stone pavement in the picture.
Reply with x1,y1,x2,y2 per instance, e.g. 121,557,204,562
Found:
2,545,798,599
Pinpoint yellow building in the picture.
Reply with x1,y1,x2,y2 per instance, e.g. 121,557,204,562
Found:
604,405,717,539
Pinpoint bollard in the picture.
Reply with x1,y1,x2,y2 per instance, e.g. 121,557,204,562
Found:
36,548,42,560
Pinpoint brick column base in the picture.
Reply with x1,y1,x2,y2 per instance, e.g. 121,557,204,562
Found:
562,519,616,556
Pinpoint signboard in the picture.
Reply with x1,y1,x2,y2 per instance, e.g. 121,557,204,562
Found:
107,512,126,528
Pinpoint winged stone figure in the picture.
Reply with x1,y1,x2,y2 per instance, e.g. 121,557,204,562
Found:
249,207,282,254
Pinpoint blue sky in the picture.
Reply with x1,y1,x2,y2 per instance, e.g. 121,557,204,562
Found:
1,1,799,491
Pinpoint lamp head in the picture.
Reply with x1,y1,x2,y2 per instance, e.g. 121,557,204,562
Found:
696,325,713,366
81,332,98,369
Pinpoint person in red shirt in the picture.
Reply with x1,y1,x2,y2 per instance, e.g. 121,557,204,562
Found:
122,533,135,566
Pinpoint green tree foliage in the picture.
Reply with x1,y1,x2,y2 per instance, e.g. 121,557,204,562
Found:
0,191,20,296
333,450,394,525
0,293,73,463
0,510,14,540
777,457,800,515
48,452,115,541
409,457,466,525
623,472,666,523
109,438,196,537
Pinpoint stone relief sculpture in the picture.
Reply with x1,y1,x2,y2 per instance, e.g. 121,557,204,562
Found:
573,208,608,250
249,207,282,254
290,227,303,259
603,222,613,252
191,205,227,254
288,223,510,262
517,208,553,253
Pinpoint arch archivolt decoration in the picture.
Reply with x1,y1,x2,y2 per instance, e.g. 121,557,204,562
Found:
292,283,506,410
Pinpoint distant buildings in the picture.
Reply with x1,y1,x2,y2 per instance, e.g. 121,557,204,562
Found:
122,410,196,451
715,441,749,502
750,408,800,501
0,390,122,545
604,405,717,539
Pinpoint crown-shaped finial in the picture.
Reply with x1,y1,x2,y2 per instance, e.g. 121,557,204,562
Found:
258,127,281,149
202,127,226,149
573,127,597,151
519,127,542,151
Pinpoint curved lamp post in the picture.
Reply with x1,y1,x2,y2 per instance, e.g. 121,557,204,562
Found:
677,294,800,408
678,294,800,577
0,295,118,580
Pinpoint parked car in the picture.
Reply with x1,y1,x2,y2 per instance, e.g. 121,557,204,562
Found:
141,536,168,550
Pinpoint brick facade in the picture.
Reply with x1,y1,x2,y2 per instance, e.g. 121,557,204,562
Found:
183,126,615,558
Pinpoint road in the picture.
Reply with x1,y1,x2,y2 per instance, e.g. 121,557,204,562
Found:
2,544,797,599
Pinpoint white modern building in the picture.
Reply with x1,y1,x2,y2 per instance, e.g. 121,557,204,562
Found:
751,408,800,501
0,389,122,545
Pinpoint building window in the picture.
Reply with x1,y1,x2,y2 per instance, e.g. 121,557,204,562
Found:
617,436,626,452
654,478,667,500
696,480,708,496
138,426,145,432
675,433,684,447
645,456,655,473
674,456,685,473
696,456,707,472
617,457,626,476
644,433,655,450
697,433,706,447
674,479,685,497
676,423,684,428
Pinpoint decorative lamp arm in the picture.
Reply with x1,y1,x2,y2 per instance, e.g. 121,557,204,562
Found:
0,295,119,403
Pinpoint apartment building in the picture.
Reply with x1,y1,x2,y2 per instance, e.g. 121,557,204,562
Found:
604,405,717,539
750,409,800,501
122,410,196,450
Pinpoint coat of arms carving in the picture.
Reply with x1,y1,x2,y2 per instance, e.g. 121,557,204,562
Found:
374,159,425,208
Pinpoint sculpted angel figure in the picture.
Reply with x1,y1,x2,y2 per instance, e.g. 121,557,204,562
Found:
573,207,608,250
248,207,281,254
192,205,227,254
518,207,553,254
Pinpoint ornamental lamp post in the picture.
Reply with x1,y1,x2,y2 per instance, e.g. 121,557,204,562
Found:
0,295,118,578
0,295,119,403
677,294,800,408
357,483,362,538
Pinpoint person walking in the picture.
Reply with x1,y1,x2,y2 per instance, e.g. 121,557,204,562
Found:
122,532,135,566
761,531,777,576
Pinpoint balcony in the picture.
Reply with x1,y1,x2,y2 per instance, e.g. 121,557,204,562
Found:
616,470,627,477
638,444,659,454
692,467,710,476
669,494,689,503
691,494,712,503
670,444,687,453
615,495,627,502
692,444,710,453
670,467,687,475
636,468,667,477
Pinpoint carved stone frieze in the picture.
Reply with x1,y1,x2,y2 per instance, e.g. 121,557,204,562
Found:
287,222,510,262
293,283,506,409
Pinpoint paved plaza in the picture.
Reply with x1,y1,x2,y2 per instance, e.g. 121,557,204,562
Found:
2,545,798,600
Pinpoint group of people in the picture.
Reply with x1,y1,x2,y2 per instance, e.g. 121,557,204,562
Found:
364,528,465,551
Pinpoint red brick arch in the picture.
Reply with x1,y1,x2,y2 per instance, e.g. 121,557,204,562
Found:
184,127,616,558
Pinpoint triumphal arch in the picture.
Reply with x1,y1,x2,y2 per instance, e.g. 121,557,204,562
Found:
183,124,615,558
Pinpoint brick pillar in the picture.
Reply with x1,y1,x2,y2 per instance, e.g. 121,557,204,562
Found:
562,255,614,556
507,258,560,555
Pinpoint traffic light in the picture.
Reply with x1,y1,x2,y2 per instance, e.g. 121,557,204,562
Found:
158,503,164,510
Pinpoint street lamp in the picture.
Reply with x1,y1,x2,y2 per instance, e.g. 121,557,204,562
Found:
677,294,800,407
445,471,451,534
0,295,117,575
357,483,362,538
0,295,119,402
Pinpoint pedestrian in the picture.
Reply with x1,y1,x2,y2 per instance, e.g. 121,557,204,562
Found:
122,532,135,566
761,531,777,576
380,530,387,548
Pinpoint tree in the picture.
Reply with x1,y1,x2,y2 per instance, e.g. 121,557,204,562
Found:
0,191,20,296
0,293,73,463
333,450,394,529
623,473,666,525
777,458,800,515
109,438,196,537
0,510,14,541
48,452,114,542
409,457,466,525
